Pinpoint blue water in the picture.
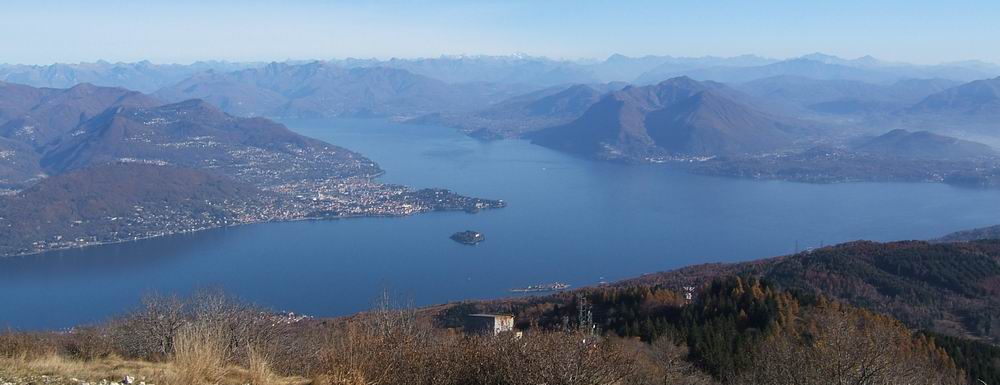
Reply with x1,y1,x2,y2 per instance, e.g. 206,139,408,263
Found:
3,118,1000,329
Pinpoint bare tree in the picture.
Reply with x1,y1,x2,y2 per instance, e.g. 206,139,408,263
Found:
110,293,186,360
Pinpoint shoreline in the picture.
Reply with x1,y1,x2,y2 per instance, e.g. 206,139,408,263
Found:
0,207,482,260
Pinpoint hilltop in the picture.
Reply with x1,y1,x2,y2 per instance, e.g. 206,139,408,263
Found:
853,129,997,160
529,77,810,161
410,83,619,138
911,76,1000,115
39,99,380,186
0,81,160,149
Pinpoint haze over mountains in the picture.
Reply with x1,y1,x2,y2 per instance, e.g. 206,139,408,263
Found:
3,52,1000,182
530,77,809,160
410,82,626,138
853,129,997,160
0,61,259,93
155,61,530,118
735,76,961,116
910,76,1000,116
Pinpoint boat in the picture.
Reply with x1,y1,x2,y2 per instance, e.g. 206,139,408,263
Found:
509,282,570,293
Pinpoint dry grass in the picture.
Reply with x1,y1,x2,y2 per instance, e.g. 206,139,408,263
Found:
0,322,305,385
0,354,171,384
246,344,277,385
0,353,310,385
170,323,229,385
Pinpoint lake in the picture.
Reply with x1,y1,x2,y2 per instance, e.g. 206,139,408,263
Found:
3,118,1000,329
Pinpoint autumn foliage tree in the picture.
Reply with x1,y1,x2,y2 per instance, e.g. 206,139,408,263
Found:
741,299,964,384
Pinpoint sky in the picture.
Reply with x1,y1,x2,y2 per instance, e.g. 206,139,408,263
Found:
1,0,998,65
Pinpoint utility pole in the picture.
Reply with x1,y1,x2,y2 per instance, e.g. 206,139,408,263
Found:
577,297,595,336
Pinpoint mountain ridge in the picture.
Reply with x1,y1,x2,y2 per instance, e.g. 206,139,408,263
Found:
530,77,808,160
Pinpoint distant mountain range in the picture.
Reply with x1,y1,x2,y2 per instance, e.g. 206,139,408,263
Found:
910,76,1000,115
529,77,811,161
324,53,1000,87
334,55,600,86
156,61,531,118
636,54,1000,85
3,54,1000,170
0,61,259,93
736,76,960,116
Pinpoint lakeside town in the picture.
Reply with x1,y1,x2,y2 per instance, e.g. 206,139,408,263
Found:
3,173,505,258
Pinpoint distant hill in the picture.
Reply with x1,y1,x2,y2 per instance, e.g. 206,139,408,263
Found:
410,83,623,138
738,75,959,115
625,239,1000,344
638,58,886,84
936,225,1000,242
40,99,380,186
910,76,1000,115
853,129,996,160
0,82,160,188
156,62,528,119
0,81,383,190
0,82,160,149
0,163,266,256
0,61,260,93
529,77,807,161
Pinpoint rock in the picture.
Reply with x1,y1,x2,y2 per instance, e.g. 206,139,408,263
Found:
122,376,134,384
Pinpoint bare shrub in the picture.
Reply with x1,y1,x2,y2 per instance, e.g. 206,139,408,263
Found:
190,289,277,366
315,290,639,385
266,322,326,376
62,326,114,361
460,330,637,385
107,290,277,367
0,331,56,361
110,294,186,361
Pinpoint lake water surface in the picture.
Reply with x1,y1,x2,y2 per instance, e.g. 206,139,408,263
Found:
3,118,1000,329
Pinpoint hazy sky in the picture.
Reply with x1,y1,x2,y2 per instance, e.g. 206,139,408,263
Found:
2,0,997,65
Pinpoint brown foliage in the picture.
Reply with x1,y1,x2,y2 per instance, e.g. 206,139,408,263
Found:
0,331,56,361
315,291,645,385
741,302,966,385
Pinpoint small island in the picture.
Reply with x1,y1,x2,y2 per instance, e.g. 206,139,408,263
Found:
450,230,486,245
